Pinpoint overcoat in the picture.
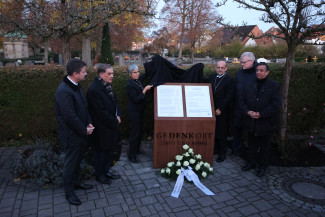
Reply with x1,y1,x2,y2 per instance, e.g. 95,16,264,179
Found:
55,75,91,149
233,61,258,126
239,77,281,136
87,78,120,151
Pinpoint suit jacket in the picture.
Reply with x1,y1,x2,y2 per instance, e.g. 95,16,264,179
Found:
87,78,121,151
55,75,91,149
239,77,281,136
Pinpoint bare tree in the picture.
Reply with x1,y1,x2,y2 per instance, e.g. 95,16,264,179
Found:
162,0,190,58
186,0,219,59
151,26,171,55
0,0,156,65
217,0,325,153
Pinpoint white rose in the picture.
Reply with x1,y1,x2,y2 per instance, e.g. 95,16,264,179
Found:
204,162,210,168
209,167,213,172
183,144,189,150
161,169,165,174
175,155,182,161
199,161,204,166
189,159,196,164
176,161,181,166
167,162,174,167
183,161,189,166
184,152,190,157
176,169,181,175
195,164,201,170
202,171,207,178
196,154,202,159
166,168,171,174
188,148,193,153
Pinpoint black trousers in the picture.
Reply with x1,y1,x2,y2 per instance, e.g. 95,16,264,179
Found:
94,150,112,178
215,113,228,156
128,111,144,159
63,145,86,194
247,132,272,168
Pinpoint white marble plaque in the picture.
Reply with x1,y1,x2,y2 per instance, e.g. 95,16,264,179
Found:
185,85,212,117
157,85,184,117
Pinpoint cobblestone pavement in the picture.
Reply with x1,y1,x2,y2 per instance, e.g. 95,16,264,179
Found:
0,141,324,217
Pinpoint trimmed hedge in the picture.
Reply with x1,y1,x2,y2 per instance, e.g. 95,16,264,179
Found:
0,63,324,145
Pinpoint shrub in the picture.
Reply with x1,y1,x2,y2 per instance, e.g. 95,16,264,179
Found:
0,63,324,145
12,139,94,185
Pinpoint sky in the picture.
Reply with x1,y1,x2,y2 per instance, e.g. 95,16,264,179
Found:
152,0,276,33
217,1,275,32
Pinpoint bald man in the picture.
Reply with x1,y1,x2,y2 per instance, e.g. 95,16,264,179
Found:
207,61,234,162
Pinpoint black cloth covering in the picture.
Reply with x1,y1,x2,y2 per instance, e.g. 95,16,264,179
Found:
144,55,204,86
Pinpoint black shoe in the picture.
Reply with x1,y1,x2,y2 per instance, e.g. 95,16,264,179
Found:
74,183,94,190
106,170,121,179
217,155,226,163
96,176,112,184
65,192,81,206
241,163,255,171
256,168,266,177
129,157,140,163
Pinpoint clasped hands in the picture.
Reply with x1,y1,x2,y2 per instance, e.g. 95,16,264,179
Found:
247,110,260,119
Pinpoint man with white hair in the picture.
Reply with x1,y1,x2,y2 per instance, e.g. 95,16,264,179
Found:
232,52,258,155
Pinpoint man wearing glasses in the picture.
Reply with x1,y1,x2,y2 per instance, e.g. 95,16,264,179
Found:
232,52,258,156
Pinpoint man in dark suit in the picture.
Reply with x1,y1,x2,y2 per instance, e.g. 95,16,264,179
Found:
239,62,281,177
55,58,94,206
208,61,234,162
87,64,121,184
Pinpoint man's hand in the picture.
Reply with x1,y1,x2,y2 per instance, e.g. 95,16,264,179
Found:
216,109,221,116
248,111,260,119
87,124,95,135
117,116,121,124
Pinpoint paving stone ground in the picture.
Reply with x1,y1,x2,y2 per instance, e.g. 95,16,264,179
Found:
0,141,324,217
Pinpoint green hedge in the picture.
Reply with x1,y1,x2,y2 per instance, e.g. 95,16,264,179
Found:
0,63,324,145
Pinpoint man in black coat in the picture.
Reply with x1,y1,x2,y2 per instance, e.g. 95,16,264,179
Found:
87,64,121,184
55,58,94,206
232,52,258,155
207,61,234,162
239,63,281,177
126,64,152,163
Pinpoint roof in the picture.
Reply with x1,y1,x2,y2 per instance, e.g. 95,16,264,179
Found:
221,25,257,44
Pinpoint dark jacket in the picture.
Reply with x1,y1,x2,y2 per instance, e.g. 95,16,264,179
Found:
126,74,147,113
208,73,234,113
239,77,281,136
55,75,91,149
234,61,258,126
87,78,121,151
208,73,234,138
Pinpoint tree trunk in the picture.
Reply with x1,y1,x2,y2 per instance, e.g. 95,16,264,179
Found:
82,34,92,66
43,41,49,64
96,25,103,55
178,36,184,59
279,44,296,154
62,36,71,66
